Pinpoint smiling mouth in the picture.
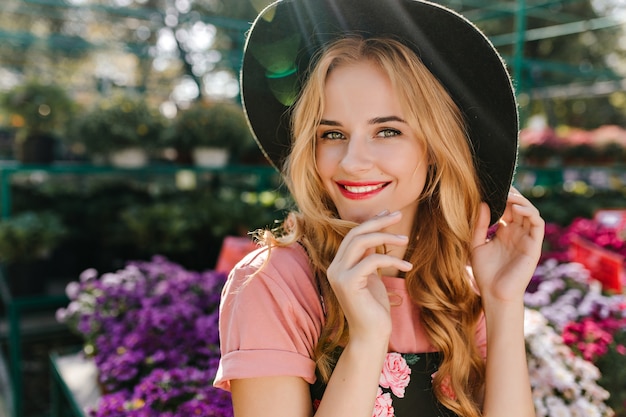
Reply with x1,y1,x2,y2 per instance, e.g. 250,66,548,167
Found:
338,182,390,199
343,184,386,193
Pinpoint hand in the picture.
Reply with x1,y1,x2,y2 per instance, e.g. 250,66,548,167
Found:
470,189,545,304
327,211,412,344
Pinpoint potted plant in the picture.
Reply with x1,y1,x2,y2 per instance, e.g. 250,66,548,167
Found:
56,257,233,416
0,211,69,295
120,201,209,255
0,81,75,164
69,94,163,167
161,101,253,167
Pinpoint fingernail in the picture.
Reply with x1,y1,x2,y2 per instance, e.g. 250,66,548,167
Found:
376,209,390,216
402,261,413,268
389,211,401,216
396,234,409,240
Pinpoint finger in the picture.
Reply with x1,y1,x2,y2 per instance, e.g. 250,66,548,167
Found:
507,189,535,209
472,202,491,249
339,232,409,267
511,203,545,240
336,211,404,258
353,210,404,233
349,253,413,277
501,190,535,225
508,192,540,225
511,203,527,228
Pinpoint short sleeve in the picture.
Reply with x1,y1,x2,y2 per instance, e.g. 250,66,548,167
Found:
213,244,324,391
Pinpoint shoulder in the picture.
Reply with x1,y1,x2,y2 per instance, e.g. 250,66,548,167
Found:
220,242,319,313
239,242,311,278
229,242,313,289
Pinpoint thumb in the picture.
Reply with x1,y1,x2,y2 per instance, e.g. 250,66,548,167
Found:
472,202,492,249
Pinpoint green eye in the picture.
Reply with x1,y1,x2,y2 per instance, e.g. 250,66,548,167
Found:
378,129,400,138
323,131,345,140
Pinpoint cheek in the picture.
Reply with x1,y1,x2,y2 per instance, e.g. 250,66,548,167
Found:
315,146,339,180
397,149,429,190
386,144,427,174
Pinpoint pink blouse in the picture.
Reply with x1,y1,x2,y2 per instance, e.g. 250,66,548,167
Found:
214,243,486,391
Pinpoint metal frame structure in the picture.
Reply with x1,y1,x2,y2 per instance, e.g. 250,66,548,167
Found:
0,0,624,99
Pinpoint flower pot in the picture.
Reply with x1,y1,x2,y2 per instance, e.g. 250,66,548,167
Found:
192,147,229,168
110,147,148,168
174,148,194,165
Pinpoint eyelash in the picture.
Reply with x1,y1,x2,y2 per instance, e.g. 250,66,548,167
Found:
320,128,401,140
321,131,345,140
378,128,401,138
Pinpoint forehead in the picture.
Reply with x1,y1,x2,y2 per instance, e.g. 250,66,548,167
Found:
321,60,409,116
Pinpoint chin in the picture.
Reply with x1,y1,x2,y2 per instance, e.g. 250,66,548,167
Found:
338,209,378,224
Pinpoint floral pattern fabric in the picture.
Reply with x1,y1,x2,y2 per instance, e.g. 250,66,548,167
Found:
379,352,411,398
310,351,459,417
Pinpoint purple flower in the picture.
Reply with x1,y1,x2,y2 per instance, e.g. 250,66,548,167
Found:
80,268,99,283
59,256,232,416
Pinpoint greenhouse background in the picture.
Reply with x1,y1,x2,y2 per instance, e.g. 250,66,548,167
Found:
0,0,625,416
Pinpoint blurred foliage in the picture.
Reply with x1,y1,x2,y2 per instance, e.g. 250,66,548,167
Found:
0,80,75,137
161,100,254,153
119,188,284,257
478,0,626,127
120,201,210,254
527,189,626,226
195,0,260,19
8,170,286,272
68,93,164,156
0,0,623,130
0,210,68,264
596,329,626,417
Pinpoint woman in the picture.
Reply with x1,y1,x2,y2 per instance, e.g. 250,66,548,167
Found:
215,1,544,417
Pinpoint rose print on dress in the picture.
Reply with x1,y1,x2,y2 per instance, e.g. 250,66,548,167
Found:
431,371,457,400
379,352,412,398
312,398,321,412
312,352,461,417
373,387,395,417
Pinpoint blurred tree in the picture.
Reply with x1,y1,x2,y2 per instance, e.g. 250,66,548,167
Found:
453,0,626,128
0,0,258,107
0,0,623,128
520,0,626,128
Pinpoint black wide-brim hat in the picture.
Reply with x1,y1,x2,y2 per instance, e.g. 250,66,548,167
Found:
242,0,519,224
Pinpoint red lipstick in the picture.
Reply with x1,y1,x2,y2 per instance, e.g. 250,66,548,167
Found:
336,181,389,200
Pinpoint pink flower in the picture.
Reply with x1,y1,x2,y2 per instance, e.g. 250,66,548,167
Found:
379,353,411,398
312,399,321,412
432,371,457,400
616,344,626,355
373,387,394,417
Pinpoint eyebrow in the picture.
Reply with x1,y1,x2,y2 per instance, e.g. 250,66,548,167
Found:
319,116,406,126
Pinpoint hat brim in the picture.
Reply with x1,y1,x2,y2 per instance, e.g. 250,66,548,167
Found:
242,0,519,225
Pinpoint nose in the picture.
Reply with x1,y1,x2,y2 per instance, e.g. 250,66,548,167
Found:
340,136,374,173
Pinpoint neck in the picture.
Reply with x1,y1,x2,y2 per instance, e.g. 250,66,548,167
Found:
378,244,408,277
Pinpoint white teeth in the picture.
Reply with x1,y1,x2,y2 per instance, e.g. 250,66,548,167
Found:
343,184,384,193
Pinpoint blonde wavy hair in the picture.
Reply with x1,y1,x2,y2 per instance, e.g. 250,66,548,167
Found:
262,36,486,417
